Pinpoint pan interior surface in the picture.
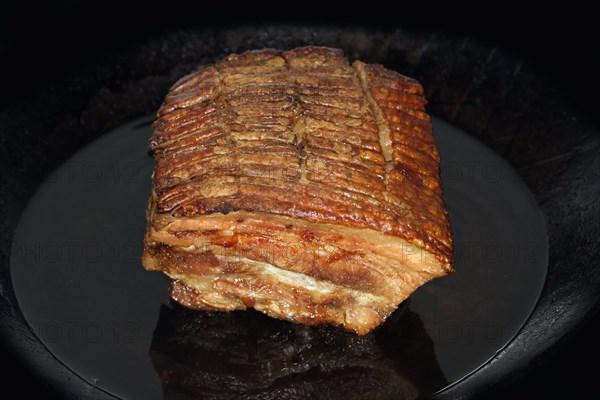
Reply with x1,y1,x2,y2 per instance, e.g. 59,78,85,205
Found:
10,116,548,399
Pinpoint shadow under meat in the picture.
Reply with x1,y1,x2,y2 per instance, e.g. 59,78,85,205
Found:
149,300,447,400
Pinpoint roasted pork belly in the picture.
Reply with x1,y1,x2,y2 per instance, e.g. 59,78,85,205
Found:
142,46,453,335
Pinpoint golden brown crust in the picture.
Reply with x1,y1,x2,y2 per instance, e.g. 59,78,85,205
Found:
148,46,452,270
143,47,453,334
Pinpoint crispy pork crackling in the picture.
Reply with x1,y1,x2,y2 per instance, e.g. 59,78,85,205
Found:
142,46,453,335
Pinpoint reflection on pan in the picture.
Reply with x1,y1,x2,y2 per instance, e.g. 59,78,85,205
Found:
149,300,447,400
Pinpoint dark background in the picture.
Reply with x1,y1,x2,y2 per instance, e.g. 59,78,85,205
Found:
1,3,598,399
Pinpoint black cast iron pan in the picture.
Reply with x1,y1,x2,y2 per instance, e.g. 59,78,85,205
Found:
1,15,599,400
